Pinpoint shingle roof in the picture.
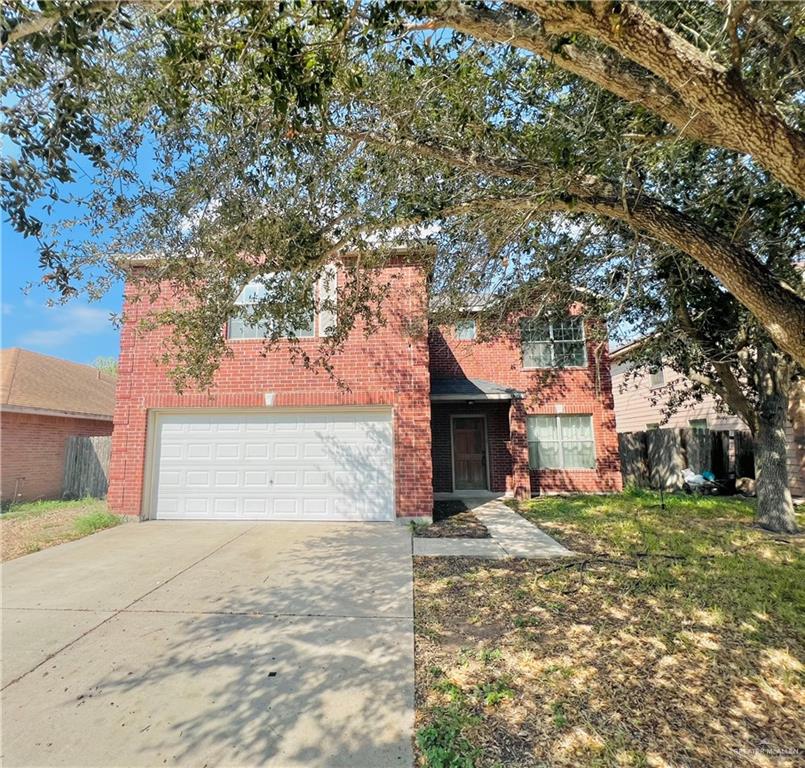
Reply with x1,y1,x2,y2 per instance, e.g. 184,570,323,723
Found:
0,348,116,419
430,377,523,401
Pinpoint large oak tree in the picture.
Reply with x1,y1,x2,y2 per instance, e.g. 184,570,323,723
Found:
2,0,804,367
4,0,803,530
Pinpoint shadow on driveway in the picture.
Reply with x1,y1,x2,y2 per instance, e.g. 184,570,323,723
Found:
1,522,414,767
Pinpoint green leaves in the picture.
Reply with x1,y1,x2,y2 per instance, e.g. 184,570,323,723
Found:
1,0,802,386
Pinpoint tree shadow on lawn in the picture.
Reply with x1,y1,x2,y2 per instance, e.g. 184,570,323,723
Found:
416,494,803,766
413,516,804,768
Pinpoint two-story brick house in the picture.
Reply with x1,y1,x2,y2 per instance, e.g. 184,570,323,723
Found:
108,253,621,521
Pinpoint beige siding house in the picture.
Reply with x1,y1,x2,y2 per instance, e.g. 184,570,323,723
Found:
610,359,805,498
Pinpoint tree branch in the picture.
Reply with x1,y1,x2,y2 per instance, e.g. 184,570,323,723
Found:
426,1,729,147
1,1,115,47
324,125,805,366
507,0,805,197
1,0,197,49
670,286,757,428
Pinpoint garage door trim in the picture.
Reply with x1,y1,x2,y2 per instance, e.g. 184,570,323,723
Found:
142,407,396,521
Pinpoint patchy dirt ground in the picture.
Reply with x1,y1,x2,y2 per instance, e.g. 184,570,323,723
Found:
416,500,490,539
414,492,804,768
1,499,120,561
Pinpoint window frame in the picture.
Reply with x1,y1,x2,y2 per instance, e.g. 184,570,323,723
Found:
527,414,596,470
649,369,665,388
521,317,588,369
689,418,708,431
226,277,317,341
454,317,477,341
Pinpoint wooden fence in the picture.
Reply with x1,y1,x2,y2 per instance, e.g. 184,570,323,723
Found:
63,435,112,499
618,428,753,491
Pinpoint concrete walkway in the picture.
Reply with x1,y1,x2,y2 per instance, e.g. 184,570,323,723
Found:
414,498,572,559
2,521,414,768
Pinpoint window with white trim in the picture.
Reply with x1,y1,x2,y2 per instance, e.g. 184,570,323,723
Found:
649,369,665,387
227,276,315,340
689,418,708,431
521,317,587,368
527,414,595,469
455,318,477,340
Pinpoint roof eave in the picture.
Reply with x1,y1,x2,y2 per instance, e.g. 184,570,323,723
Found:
429,393,517,402
0,404,114,421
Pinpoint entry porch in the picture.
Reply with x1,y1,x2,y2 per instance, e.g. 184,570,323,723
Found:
430,378,531,500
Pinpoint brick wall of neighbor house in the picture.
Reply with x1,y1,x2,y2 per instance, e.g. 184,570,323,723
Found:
107,261,433,519
430,321,622,495
0,411,113,503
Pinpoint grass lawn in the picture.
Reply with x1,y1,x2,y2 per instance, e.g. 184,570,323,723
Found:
414,490,804,768
0,498,122,561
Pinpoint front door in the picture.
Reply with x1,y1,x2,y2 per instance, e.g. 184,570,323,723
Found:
452,416,488,491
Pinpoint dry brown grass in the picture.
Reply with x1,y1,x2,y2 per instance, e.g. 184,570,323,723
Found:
414,492,804,768
1,499,119,561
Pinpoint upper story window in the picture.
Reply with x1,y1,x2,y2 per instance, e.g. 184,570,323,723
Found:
227,276,315,340
689,418,708,431
649,369,665,387
521,317,587,368
455,318,477,340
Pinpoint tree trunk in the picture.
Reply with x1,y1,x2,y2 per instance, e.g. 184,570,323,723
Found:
755,414,796,534
753,350,797,534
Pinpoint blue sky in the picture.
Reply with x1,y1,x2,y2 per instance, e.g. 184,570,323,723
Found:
1,218,123,365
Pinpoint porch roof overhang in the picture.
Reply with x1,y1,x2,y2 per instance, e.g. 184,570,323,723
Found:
430,377,524,402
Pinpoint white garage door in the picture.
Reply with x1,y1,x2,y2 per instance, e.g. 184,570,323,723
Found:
151,410,394,521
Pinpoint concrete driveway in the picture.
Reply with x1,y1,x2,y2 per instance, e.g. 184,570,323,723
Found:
1,521,414,767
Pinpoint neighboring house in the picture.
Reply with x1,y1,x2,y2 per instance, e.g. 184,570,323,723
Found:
1,348,116,503
610,350,805,497
107,254,621,522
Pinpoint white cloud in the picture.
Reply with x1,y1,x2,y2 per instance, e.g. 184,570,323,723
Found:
18,305,114,348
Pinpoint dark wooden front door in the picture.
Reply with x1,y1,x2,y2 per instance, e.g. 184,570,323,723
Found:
452,416,488,490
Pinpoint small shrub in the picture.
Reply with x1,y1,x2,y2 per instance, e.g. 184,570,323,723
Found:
416,706,480,768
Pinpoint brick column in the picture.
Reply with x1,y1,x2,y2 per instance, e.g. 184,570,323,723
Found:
508,398,531,500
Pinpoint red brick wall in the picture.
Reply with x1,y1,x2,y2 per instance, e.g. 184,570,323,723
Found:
1,411,113,503
430,321,622,495
107,263,433,519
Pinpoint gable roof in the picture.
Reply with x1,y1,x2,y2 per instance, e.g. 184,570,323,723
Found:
0,348,116,420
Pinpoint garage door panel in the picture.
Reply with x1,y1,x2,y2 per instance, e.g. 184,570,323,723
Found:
244,470,268,486
213,444,240,460
186,443,212,460
271,443,296,459
152,410,394,521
